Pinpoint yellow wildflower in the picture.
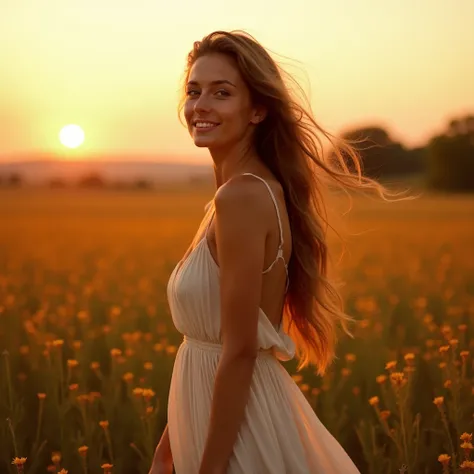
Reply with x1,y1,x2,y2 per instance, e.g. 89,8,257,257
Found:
300,384,310,393
166,345,178,355
369,396,379,406
78,445,88,456
376,375,387,384
123,372,134,383
341,368,351,377
438,454,451,465
72,340,82,350
433,396,444,407
142,388,155,400
390,372,405,386
76,394,88,404
345,353,356,363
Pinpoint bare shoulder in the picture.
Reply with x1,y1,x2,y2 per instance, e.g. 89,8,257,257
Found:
214,174,270,222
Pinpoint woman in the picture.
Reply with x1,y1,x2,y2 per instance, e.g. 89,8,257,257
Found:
149,30,407,474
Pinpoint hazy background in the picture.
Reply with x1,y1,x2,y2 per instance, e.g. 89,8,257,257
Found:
1,3,474,473
1,0,473,166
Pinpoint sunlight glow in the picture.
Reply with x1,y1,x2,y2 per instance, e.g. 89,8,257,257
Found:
59,124,85,149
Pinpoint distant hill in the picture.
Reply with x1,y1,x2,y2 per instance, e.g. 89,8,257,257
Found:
0,157,213,184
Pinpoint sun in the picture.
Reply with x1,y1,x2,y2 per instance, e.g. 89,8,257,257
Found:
59,124,85,149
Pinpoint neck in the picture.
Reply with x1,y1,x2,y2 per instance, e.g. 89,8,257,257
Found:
209,141,262,189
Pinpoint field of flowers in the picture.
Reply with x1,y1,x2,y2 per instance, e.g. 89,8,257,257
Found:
0,186,473,474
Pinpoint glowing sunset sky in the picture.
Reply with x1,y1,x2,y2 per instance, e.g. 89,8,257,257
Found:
1,0,473,163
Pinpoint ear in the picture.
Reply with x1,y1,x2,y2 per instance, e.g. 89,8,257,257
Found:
250,105,267,124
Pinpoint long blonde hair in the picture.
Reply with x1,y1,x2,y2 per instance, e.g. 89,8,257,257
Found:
179,30,414,375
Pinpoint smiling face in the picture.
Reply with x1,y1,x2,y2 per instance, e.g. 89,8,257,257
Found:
183,53,264,151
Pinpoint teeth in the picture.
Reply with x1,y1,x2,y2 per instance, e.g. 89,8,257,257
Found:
195,122,218,128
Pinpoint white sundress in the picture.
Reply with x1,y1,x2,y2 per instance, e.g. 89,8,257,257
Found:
166,173,361,473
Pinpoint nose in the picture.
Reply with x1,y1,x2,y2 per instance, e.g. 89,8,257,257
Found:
193,92,211,113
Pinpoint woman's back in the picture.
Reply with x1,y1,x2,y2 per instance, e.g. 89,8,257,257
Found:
205,172,292,330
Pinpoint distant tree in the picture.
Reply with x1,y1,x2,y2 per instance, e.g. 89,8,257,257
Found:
77,172,106,188
334,125,425,178
7,172,23,187
426,114,474,192
133,178,153,190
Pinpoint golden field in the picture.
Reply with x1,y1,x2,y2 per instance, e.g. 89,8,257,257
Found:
1,185,473,474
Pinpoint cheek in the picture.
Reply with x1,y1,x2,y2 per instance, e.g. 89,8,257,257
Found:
228,106,253,134
222,103,249,128
183,101,193,128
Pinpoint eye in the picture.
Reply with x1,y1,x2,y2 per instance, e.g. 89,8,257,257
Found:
186,90,199,97
215,89,230,97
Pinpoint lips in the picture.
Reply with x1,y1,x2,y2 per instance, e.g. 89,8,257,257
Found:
192,120,220,132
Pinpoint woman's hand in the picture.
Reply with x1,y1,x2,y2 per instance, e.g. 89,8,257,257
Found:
148,457,173,474
149,424,173,474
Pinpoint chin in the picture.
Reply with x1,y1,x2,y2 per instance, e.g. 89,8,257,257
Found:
193,138,213,148
192,134,221,148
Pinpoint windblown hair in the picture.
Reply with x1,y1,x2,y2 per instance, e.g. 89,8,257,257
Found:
179,30,414,375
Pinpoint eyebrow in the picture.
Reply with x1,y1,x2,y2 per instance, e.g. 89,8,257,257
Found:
186,79,237,88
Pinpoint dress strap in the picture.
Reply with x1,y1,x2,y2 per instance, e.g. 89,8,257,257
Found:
240,173,284,247
239,173,289,293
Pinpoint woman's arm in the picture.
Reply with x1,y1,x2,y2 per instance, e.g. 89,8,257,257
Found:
151,424,173,464
198,178,268,474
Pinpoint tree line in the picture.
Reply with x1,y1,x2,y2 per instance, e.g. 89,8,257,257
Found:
1,113,473,192
338,113,474,192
